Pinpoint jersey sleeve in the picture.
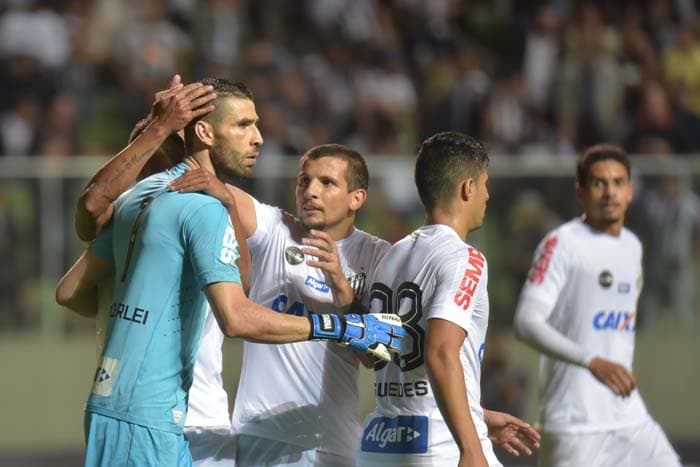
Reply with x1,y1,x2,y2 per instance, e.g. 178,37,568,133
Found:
361,238,391,307
519,231,571,308
430,246,488,332
246,197,281,251
182,200,241,288
90,221,114,264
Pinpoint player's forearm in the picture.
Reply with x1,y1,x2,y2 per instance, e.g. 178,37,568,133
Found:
514,296,593,366
226,202,251,294
56,277,98,318
230,302,310,342
333,281,358,310
426,347,488,466
206,282,310,342
75,122,170,241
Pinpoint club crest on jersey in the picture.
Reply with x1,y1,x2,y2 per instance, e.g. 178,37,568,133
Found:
346,272,367,297
598,270,613,288
285,246,304,265
361,415,428,454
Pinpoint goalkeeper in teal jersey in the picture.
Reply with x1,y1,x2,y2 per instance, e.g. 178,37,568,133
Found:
86,163,241,435
57,78,406,467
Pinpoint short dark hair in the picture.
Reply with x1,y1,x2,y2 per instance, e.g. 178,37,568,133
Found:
576,144,631,187
185,78,254,144
415,132,489,210
299,144,369,191
199,77,254,102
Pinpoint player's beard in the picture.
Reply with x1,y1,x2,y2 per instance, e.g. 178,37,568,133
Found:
211,141,251,180
301,216,326,231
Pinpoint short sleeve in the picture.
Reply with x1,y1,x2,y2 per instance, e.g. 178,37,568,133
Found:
246,197,282,251
519,231,570,308
182,200,241,288
362,239,391,307
430,246,488,332
90,222,114,264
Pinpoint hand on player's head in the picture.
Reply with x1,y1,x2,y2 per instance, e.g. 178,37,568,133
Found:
151,81,217,134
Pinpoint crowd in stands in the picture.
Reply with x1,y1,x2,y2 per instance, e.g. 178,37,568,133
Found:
3,0,700,158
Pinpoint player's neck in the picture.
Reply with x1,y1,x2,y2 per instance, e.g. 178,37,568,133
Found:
184,153,215,175
425,211,469,241
183,156,200,170
323,220,356,241
582,214,624,237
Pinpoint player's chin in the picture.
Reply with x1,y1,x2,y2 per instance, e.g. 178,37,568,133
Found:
238,166,254,177
301,218,325,231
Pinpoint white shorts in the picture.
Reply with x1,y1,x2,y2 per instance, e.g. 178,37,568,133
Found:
184,426,236,467
539,421,681,467
235,434,354,467
356,452,502,467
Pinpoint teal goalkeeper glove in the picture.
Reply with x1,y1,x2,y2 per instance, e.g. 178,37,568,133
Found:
308,313,406,361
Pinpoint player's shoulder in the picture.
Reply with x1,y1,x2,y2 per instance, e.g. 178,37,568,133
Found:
420,224,482,263
620,226,643,251
349,228,390,250
555,217,586,238
538,218,583,249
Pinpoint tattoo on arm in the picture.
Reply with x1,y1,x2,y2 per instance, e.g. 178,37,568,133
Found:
102,145,159,193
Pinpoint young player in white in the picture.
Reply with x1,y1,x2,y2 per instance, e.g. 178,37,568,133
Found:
514,144,681,467
358,132,539,467
172,144,392,466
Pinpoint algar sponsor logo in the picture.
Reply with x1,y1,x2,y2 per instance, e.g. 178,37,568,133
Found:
366,422,421,448
361,415,428,454
305,276,330,293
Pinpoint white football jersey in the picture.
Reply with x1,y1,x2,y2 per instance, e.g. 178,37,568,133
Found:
358,224,500,466
185,307,231,428
519,217,649,433
229,198,389,458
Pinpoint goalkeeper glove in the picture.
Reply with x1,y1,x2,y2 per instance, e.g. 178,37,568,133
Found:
308,313,406,361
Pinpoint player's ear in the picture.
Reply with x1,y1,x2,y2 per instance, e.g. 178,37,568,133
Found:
575,181,585,201
349,188,367,212
194,120,214,147
460,178,475,201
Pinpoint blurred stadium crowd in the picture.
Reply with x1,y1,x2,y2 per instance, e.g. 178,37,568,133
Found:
0,0,698,335
5,0,700,157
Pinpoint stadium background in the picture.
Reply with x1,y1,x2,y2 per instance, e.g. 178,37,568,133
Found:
0,0,698,465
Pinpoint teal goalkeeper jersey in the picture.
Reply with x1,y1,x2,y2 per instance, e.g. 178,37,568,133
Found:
87,163,241,433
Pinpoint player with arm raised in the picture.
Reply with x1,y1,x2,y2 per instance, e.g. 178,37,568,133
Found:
57,78,404,467
170,144,392,466
358,132,539,467
513,143,681,467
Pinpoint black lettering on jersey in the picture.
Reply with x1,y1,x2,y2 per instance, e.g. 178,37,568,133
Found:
374,380,430,398
109,302,150,325
414,381,429,396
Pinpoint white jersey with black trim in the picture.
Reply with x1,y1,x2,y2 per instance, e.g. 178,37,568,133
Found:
358,224,499,466
229,198,389,458
519,217,649,434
